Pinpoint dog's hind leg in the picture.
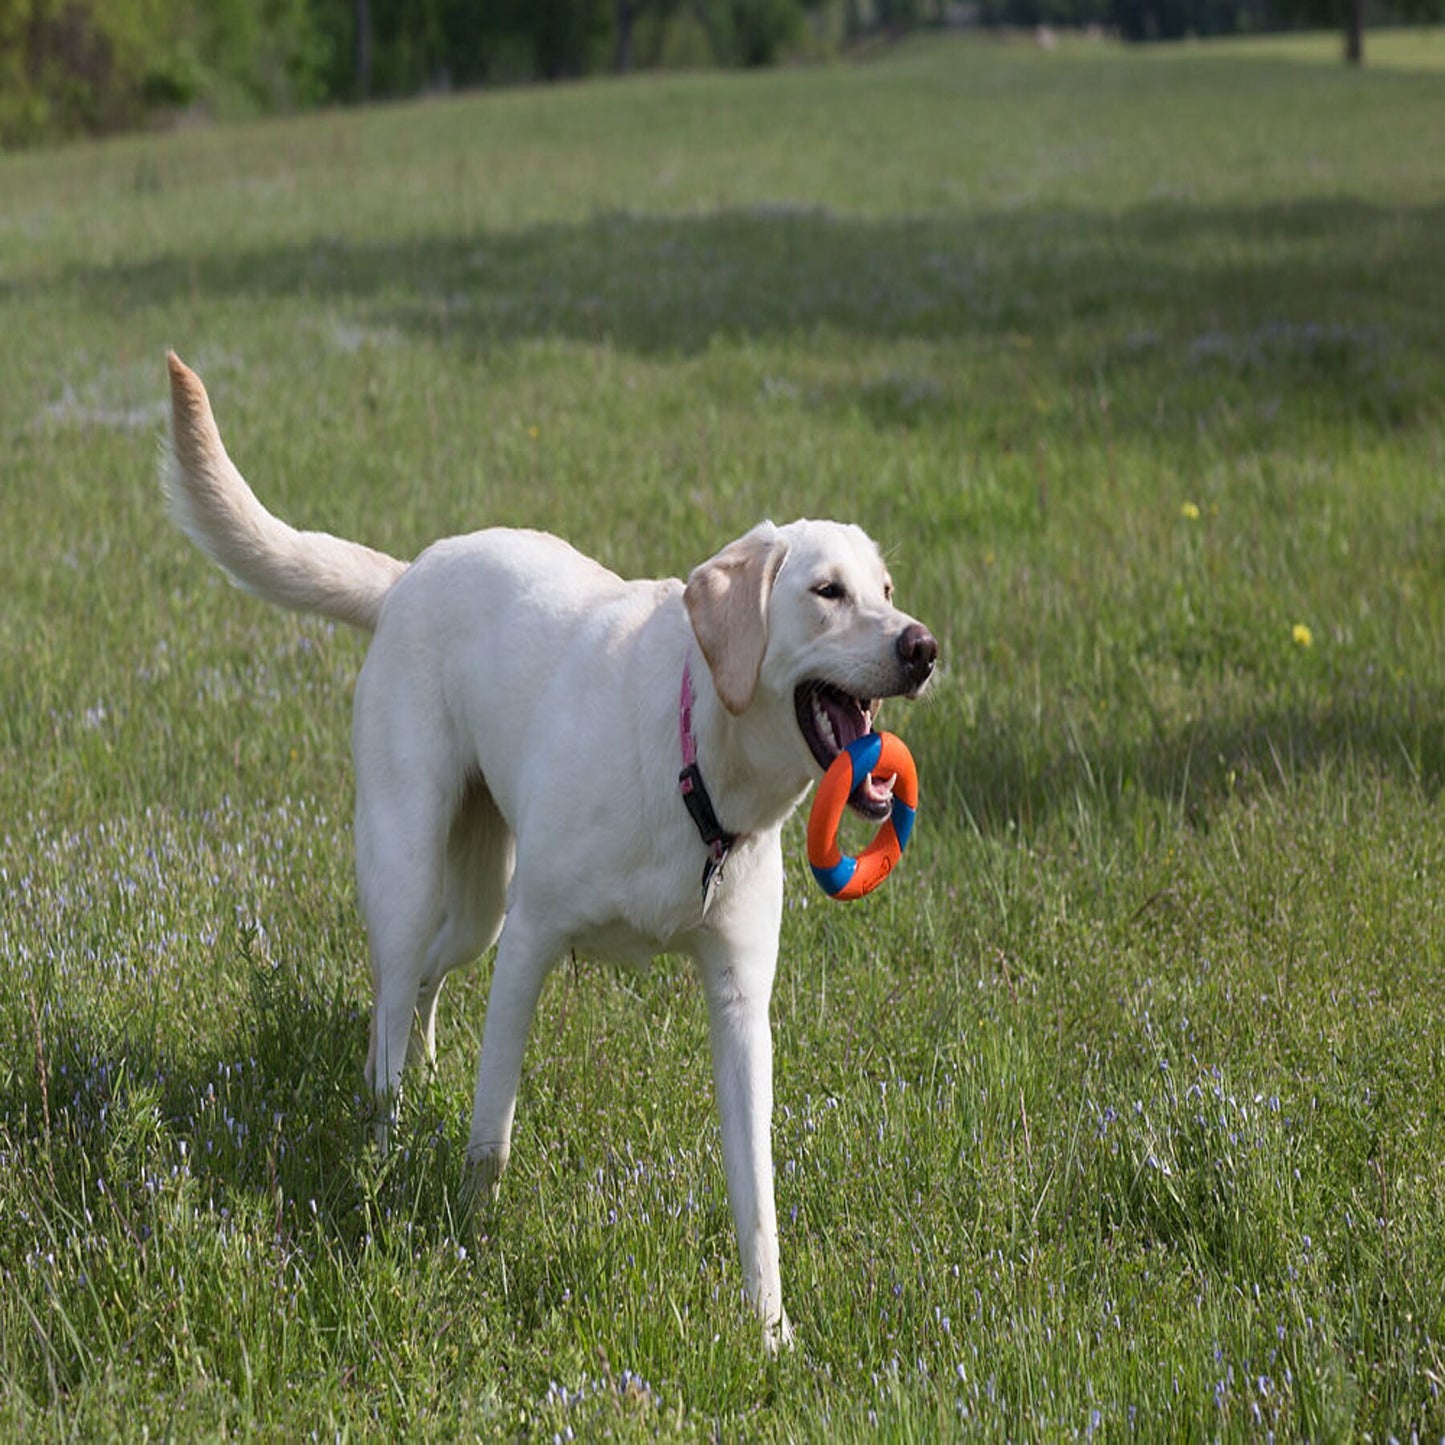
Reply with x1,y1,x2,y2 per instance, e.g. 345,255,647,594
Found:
464,905,559,1194
356,751,458,1150
412,777,513,1067
360,838,441,1149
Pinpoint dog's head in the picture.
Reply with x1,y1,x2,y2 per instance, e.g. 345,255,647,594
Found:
684,520,937,820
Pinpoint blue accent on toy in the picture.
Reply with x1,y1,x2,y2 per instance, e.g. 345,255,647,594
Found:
811,856,858,895
845,731,883,788
891,799,916,851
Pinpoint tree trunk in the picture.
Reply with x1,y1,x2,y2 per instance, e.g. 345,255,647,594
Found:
355,0,373,99
615,0,635,73
1344,0,1364,65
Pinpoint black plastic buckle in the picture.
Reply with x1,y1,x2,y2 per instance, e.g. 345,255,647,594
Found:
679,763,729,847
679,763,736,908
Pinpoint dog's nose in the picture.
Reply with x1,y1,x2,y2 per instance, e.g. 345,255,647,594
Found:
896,623,938,689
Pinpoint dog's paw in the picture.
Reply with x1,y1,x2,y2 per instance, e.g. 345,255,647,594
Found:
458,1147,508,1240
370,1106,398,1157
764,1307,795,1356
464,1144,509,1201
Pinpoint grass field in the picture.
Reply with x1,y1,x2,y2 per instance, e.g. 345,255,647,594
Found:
3,29,1445,1439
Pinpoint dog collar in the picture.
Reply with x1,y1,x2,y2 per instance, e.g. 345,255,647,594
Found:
678,659,738,909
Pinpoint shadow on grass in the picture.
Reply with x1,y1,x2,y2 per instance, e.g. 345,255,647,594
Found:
940,678,1445,838
55,196,1445,434
0,947,472,1250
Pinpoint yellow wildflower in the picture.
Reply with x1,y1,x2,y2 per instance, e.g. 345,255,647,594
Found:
1292,623,1313,648
1180,501,1200,520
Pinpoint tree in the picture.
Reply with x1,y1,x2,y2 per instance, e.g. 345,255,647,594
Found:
614,0,682,72
687,0,803,65
1269,0,1444,65
519,0,611,76
0,0,200,144
355,0,370,96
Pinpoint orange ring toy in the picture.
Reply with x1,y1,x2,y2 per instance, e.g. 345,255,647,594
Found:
806,731,918,901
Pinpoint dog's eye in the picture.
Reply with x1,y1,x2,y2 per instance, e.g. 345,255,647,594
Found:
812,580,848,602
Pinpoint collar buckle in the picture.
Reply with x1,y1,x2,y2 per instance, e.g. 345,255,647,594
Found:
679,663,739,909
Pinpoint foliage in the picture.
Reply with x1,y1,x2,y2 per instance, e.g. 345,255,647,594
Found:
0,0,187,143
194,0,332,110
0,0,806,142
2,31,1445,1438
0,0,333,145
714,0,807,63
4,1,1441,147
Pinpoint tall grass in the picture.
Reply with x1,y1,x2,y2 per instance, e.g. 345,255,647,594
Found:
2,31,1444,1439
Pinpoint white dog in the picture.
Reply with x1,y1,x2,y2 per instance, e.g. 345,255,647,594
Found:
162,352,937,1346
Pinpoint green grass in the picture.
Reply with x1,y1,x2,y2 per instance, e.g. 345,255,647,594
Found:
1192,26,1445,72
3,29,1445,1439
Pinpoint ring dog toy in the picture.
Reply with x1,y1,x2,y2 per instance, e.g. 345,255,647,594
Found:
807,731,917,901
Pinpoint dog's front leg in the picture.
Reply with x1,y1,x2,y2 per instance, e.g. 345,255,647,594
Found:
694,914,793,1351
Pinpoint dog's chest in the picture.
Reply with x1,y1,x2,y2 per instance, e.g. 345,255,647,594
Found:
568,916,685,969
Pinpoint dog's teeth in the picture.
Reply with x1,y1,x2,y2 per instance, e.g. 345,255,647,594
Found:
813,698,839,750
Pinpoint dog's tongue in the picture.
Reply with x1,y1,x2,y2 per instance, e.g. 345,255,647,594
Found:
850,769,897,814
819,691,868,750
814,691,891,813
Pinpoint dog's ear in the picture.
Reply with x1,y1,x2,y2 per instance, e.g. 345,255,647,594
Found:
684,522,790,715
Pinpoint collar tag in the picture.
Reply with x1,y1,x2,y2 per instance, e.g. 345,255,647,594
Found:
701,847,727,913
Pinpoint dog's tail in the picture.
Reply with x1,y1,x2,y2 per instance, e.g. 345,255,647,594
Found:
162,352,407,632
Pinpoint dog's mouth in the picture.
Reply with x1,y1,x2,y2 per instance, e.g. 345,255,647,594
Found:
794,682,895,821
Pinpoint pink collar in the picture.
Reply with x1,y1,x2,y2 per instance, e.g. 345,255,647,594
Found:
678,658,701,769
